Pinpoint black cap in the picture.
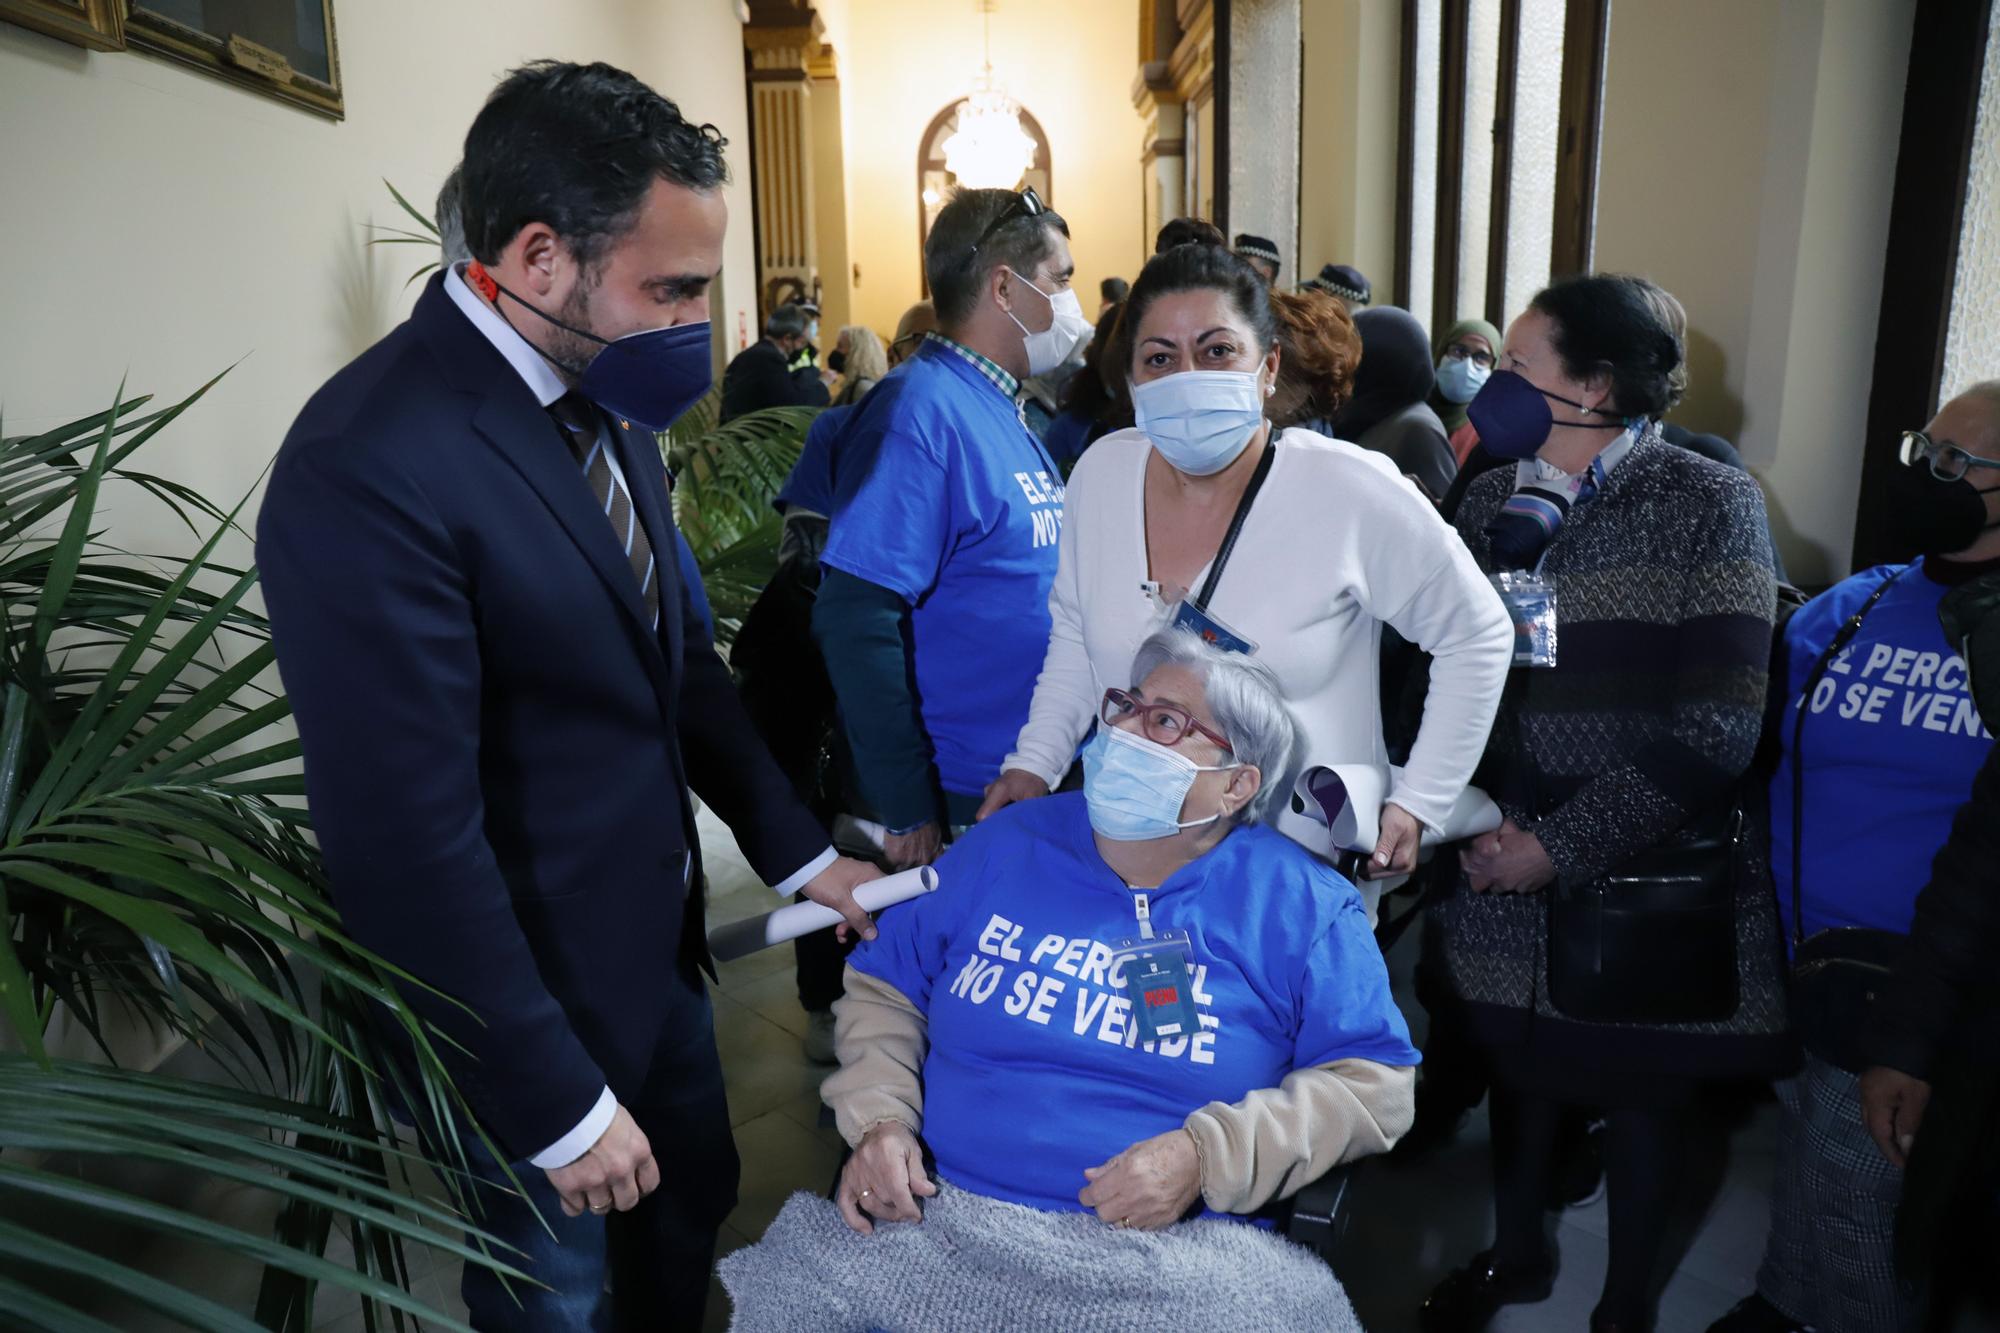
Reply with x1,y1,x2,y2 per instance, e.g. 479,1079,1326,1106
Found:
1309,264,1371,304
1233,234,1281,267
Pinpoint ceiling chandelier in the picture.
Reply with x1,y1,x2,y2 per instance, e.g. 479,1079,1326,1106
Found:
941,1,1036,190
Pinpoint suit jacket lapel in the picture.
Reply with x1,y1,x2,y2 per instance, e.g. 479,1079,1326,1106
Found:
469,395,668,676
608,415,686,672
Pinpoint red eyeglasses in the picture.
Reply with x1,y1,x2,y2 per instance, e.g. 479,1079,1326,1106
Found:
1100,688,1234,755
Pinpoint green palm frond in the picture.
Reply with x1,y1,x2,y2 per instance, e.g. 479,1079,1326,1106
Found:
662,403,817,648
0,379,527,1329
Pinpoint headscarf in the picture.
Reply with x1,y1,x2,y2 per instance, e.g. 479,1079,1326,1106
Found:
1429,317,1503,434
1331,306,1437,440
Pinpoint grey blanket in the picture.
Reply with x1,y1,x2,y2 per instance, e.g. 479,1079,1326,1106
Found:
719,1183,1362,1331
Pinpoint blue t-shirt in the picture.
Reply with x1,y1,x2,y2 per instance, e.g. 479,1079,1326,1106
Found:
1770,560,1994,944
849,794,1420,1219
821,343,1065,796
775,404,851,517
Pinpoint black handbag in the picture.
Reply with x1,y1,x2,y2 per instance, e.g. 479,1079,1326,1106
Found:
1547,801,1745,1024
1786,570,1909,1072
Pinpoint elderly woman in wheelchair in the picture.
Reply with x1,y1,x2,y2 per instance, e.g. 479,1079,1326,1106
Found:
721,630,1419,1330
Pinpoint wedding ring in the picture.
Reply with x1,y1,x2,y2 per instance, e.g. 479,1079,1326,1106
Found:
590,1202,611,1214
859,1188,873,1199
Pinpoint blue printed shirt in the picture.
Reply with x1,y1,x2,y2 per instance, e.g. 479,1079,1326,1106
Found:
775,405,850,518
1770,559,1995,945
820,338,1065,797
848,794,1420,1219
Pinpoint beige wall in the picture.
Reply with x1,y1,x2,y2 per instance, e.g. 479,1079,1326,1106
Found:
1299,0,1402,301
1594,0,1914,585
836,0,1147,340
0,0,758,560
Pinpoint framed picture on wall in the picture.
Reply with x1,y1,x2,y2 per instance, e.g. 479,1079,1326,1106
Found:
0,0,125,50
123,0,342,120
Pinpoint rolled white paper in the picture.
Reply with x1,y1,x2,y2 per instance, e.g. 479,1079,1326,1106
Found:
707,865,939,962
1287,764,1502,856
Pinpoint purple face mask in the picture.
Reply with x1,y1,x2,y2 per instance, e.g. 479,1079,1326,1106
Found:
1466,369,1619,460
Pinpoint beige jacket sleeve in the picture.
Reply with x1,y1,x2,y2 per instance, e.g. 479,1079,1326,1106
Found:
819,964,929,1147
1182,1059,1417,1214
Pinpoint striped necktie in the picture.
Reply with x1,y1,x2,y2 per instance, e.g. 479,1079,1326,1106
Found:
549,393,660,630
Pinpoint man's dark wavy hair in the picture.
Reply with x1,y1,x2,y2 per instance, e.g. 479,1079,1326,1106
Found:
461,60,729,270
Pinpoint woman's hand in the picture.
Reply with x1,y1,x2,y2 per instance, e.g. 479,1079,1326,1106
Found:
1459,817,1557,894
1364,801,1423,879
836,1121,936,1235
975,768,1050,822
1078,1129,1203,1231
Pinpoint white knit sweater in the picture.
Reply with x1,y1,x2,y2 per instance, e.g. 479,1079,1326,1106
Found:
1003,426,1512,843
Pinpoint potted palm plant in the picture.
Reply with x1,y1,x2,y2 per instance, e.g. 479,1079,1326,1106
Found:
0,377,527,1330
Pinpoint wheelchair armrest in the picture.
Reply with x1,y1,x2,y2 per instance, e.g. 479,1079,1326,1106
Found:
1280,1160,1359,1265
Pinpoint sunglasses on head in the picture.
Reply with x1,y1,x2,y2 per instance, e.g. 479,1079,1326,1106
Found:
970,186,1050,254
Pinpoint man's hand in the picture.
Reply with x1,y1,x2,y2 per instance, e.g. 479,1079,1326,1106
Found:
1078,1129,1203,1231
1364,801,1423,880
1460,817,1557,894
836,1121,936,1235
976,768,1050,822
1859,1066,1931,1168
883,821,944,871
544,1104,659,1218
801,855,883,944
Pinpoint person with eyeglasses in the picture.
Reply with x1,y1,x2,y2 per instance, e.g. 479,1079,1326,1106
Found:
1430,317,1502,465
1713,381,2000,1333
721,630,1418,1328
813,189,1092,871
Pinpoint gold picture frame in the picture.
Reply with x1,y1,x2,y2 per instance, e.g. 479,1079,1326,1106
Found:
0,0,126,50
123,0,342,121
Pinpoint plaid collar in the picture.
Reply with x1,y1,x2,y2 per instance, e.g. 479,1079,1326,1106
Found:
923,331,1021,401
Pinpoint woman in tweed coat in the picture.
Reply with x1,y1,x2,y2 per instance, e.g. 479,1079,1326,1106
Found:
1420,276,1787,1333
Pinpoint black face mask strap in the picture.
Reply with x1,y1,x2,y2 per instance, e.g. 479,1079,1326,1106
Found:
484,272,615,353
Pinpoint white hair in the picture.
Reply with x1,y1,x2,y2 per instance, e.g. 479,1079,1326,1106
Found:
1128,628,1304,826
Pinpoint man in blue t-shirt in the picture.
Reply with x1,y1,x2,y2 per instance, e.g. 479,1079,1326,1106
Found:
813,187,1092,869
1727,383,2000,1333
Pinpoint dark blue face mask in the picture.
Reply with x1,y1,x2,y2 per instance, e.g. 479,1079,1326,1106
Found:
1466,369,1620,460
469,262,714,432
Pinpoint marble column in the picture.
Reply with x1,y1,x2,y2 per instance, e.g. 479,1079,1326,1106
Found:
1223,0,1303,279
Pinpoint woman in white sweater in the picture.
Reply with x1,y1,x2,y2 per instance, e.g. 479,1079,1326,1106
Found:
980,241,1512,903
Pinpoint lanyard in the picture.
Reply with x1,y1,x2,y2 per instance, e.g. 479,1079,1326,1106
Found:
1133,891,1155,941
1191,435,1278,611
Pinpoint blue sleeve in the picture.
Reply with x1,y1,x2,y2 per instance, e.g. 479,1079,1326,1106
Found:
846,824,997,1012
821,422,954,605
1292,894,1422,1070
673,530,714,639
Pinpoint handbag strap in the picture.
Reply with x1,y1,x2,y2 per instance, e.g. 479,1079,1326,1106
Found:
1789,568,1907,947
1192,433,1278,611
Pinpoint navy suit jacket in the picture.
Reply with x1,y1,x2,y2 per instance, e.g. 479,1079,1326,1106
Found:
257,276,827,1160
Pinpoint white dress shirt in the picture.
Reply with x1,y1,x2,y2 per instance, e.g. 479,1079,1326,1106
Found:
443,264,835,1167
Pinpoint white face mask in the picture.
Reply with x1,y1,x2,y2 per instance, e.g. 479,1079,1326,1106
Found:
1131,369,1269,476
1002,268,1093,376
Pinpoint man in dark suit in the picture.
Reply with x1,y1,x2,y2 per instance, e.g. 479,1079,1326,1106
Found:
257,61,880,1331
718,301,830,423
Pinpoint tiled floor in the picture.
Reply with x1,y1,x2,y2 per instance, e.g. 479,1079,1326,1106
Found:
153,808,1902,1331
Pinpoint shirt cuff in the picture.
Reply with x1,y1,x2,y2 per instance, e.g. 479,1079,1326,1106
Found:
773,845,838,897
529,1085,616,1169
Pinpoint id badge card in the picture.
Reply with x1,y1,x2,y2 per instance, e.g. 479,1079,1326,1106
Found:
1490,571,1558,668
1112,931,1200,1042
1171,599,1259,655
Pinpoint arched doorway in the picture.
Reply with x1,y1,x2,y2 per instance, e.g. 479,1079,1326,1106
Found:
915,97,1052,293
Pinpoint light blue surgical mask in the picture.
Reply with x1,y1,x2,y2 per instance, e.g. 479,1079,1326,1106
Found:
1082,725,1239,842
1435,354,1490,405
1131,369,1268,476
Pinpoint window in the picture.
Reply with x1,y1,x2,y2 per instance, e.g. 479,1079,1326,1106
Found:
1396,0,1608,335
1941,10,2000,399
916,98,1052,293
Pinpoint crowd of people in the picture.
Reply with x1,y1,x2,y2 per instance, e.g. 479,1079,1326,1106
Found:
259,59,1999,1332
